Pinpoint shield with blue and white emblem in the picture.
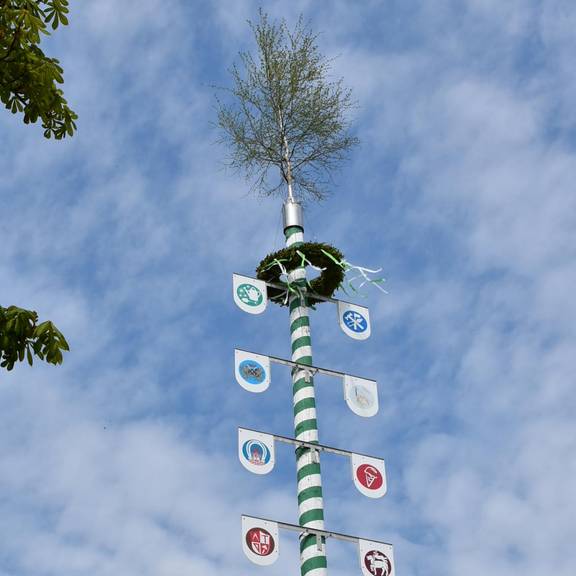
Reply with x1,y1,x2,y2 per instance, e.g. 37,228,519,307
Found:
338,301,371,340
238,428,275,475
235,349,271,393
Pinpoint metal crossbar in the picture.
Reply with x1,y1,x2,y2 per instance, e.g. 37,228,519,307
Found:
239,426,381,461
242,514,392,546
235,347,375,383
264,279,341,304
233,273,369,307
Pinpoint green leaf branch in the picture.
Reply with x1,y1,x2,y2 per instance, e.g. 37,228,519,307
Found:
0,305,69,371
0,0,77,139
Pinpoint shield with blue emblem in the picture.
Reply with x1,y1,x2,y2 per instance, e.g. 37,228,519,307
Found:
337,301,371,340
235,349,271,393
238,428,275,475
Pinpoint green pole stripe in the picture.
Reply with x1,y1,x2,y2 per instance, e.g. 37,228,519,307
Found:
300,508,324,526
290,298,305,312
298,486,323,505
292,355,313,367
300,534,326,553
293,378,314,394
295,418,318,436
285,225,303,238
294,397,317,415
295,445,319,460
292,336,312,352
301,556,328,575
290,316,310,332
297,462,321,482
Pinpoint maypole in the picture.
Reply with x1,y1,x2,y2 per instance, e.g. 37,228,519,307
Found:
284,200,327,575
219,11,396,576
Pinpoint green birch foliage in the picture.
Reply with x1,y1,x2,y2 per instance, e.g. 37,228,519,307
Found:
217,11,358,201
0,305,69,371
0,0,77,139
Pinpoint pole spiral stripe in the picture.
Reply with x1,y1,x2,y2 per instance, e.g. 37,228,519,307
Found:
285,224,328,576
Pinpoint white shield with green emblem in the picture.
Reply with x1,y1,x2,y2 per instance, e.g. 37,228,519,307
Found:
233,274,268,315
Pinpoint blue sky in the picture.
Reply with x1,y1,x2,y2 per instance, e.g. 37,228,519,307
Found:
1,1,575,575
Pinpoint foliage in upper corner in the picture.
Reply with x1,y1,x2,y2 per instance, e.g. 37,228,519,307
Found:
0,0,77,139
216,10,359,202
0,305,69,371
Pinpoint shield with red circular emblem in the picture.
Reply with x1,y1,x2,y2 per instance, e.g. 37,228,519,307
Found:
242,516,279,565
351,454,387,498
358,539,394,576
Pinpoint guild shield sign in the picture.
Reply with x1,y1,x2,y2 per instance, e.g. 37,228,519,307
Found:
351,454,387,499
358,539,394,576
238,428,275,475
233,274,268,315
344,375,379,418
338,301,371,340
242,515,280,566
235,349,271,393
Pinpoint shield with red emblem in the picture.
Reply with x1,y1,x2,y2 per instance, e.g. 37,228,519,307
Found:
241,516,279,566
351,454,387,498
358,539,394,576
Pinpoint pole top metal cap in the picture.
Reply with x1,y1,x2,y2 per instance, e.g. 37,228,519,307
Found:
283,201,304,230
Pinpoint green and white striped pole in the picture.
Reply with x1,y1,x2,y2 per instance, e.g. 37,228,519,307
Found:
284,200,328,576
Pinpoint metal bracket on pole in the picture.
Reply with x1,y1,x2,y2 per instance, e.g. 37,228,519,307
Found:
310,445,320,464
266,279,339,305
303,367,318,383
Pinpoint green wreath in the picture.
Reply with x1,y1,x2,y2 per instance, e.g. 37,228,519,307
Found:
256,242,345,305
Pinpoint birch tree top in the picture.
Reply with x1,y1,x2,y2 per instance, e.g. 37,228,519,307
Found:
216,11,359,202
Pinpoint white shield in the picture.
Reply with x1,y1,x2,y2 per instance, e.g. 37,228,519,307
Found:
242,515,280,566
344,375,379,418
359,539,394,576
235,349,271,393
233,274,268,315
351,454,387,499
337,301,371,340
238,428,275,475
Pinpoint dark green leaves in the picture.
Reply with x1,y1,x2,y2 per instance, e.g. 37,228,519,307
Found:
45,0,70,29
0,0,77,139
0,305,69,371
